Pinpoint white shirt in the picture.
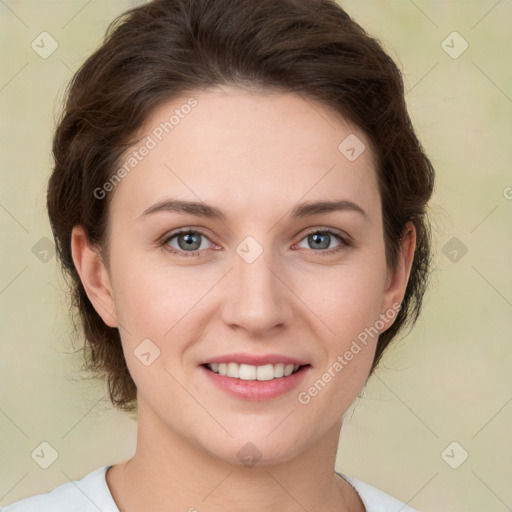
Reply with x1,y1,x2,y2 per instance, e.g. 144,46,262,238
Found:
1,465,418,512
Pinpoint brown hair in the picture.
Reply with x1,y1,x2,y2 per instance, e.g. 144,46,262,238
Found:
48,0,435,413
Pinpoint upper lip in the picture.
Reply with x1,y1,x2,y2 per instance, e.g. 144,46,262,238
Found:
201,352,309,366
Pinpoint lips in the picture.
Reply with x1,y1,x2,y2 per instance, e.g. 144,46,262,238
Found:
200,363,311,400
199,352,311,399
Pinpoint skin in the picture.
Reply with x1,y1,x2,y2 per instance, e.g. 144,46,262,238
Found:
71,85,416,512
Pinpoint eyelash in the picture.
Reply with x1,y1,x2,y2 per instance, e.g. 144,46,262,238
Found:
160,228,352,258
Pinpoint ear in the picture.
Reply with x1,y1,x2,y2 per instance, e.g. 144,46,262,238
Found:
380,220,416,325
70,225,118,328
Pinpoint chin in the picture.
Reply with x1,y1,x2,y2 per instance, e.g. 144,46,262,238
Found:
210,440,303,468
190,423,316,469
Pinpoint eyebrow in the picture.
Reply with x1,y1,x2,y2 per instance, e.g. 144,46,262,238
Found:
139,198,369,222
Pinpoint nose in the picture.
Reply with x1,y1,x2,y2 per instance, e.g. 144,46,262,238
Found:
220,243,293,337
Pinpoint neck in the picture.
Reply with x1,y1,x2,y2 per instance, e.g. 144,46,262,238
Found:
106,399,364,512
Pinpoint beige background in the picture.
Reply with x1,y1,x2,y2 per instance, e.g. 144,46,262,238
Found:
1,1,511,511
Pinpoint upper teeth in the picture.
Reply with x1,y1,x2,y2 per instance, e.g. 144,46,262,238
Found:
207,362,300,380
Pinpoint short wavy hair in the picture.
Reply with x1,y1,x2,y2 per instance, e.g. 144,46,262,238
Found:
48,0,435,413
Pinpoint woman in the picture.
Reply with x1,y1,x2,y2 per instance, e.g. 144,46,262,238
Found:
3,0,434,510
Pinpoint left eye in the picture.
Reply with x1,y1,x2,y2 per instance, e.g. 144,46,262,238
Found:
296,230,345,252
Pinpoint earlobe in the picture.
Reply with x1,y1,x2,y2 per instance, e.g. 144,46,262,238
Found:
381,221,416,321
70,225,118,328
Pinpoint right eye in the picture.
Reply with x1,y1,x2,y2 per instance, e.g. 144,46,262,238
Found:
161,229,215,257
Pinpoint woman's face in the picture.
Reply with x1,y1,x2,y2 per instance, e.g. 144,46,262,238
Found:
75,86,414,465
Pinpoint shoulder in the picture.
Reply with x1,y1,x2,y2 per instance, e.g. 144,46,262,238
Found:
1,465,119,512
338,472,419,512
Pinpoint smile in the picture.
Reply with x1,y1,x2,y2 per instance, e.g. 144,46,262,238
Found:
205,362,305,381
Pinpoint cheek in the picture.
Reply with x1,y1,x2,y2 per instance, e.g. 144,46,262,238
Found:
293,267,384,418
109,245,193,333
293,252,387,392
109,256,221,390
297,254,387,338
109,261,200,403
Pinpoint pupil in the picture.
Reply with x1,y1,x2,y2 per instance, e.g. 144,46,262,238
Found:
311,233,329,249
180,232,200,250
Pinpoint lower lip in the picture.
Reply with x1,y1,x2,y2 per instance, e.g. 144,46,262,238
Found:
199,365,311,400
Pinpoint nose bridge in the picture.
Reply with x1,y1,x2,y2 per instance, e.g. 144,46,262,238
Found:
223,234,290,333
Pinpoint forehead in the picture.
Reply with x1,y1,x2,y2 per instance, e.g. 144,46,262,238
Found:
109,86,381,225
